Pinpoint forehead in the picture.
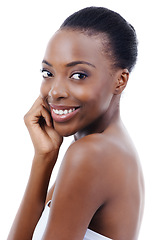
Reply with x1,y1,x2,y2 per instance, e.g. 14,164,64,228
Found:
44,29,110,67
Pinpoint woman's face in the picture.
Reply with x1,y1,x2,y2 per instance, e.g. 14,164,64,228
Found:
40,29,119,137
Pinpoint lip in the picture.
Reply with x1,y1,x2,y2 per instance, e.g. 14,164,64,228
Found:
48,103,80,110
49,104,80,123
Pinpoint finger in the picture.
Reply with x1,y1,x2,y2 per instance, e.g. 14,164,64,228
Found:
37,95,50,111
41,97,50,111
24,96,52,128
34,95,43,106
31,97,51,126
40,106,52,127
27,96,43,114
44,124,63,146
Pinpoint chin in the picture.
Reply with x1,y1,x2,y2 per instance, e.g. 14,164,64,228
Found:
54,123,77,138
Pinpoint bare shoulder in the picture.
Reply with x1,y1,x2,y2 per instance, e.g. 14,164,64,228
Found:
65,131,140,173
45,132,144,239
62,133,114,181
53,133,117,207
63,131,143,197
57,134,107,185
65,134,106,166
44,134,116,239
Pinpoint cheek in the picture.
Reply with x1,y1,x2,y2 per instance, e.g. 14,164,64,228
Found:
73,85,109,120
85,84,113,113
70,83,101,102
76,83,111,105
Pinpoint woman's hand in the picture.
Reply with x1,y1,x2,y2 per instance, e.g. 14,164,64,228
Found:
8,97,63,240
24,96,63,160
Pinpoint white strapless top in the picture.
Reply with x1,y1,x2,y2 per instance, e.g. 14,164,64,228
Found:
32,201,112,240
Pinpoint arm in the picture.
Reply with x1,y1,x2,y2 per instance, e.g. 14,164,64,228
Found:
42,138,107,240
7,97,63,240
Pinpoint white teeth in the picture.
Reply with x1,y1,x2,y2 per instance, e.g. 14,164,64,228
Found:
53,108,76,115
63,110,68,114
59,110,63,115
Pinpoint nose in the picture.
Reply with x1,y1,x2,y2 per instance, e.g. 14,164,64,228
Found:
48,78,69,100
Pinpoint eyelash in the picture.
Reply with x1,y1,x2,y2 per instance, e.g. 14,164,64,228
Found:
40,69,88,80
40,69,53,78
70,72,88,80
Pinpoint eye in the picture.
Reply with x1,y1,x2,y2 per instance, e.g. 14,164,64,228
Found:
70,73,87,80
40,69,53,78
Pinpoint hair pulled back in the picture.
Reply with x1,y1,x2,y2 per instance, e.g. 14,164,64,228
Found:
60,7,138,72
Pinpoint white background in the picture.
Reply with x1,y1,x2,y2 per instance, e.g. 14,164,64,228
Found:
0,0,160,239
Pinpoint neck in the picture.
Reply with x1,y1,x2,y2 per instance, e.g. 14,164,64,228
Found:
74,95,121,141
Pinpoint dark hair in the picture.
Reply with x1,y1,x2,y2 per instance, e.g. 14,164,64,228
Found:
60,7,138,72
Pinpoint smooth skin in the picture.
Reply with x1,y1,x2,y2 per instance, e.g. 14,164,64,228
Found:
8,30,144,240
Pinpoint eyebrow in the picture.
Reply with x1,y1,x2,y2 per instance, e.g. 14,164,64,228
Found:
65,61,96,68
42,60,53,67
42,60,96,68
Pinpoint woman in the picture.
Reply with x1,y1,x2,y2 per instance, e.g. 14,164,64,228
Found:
8,7,144,240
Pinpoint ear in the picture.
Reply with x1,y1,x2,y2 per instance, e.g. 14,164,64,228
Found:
114,69,129,95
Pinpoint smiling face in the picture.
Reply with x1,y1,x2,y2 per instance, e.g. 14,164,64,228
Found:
40,29,124,137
